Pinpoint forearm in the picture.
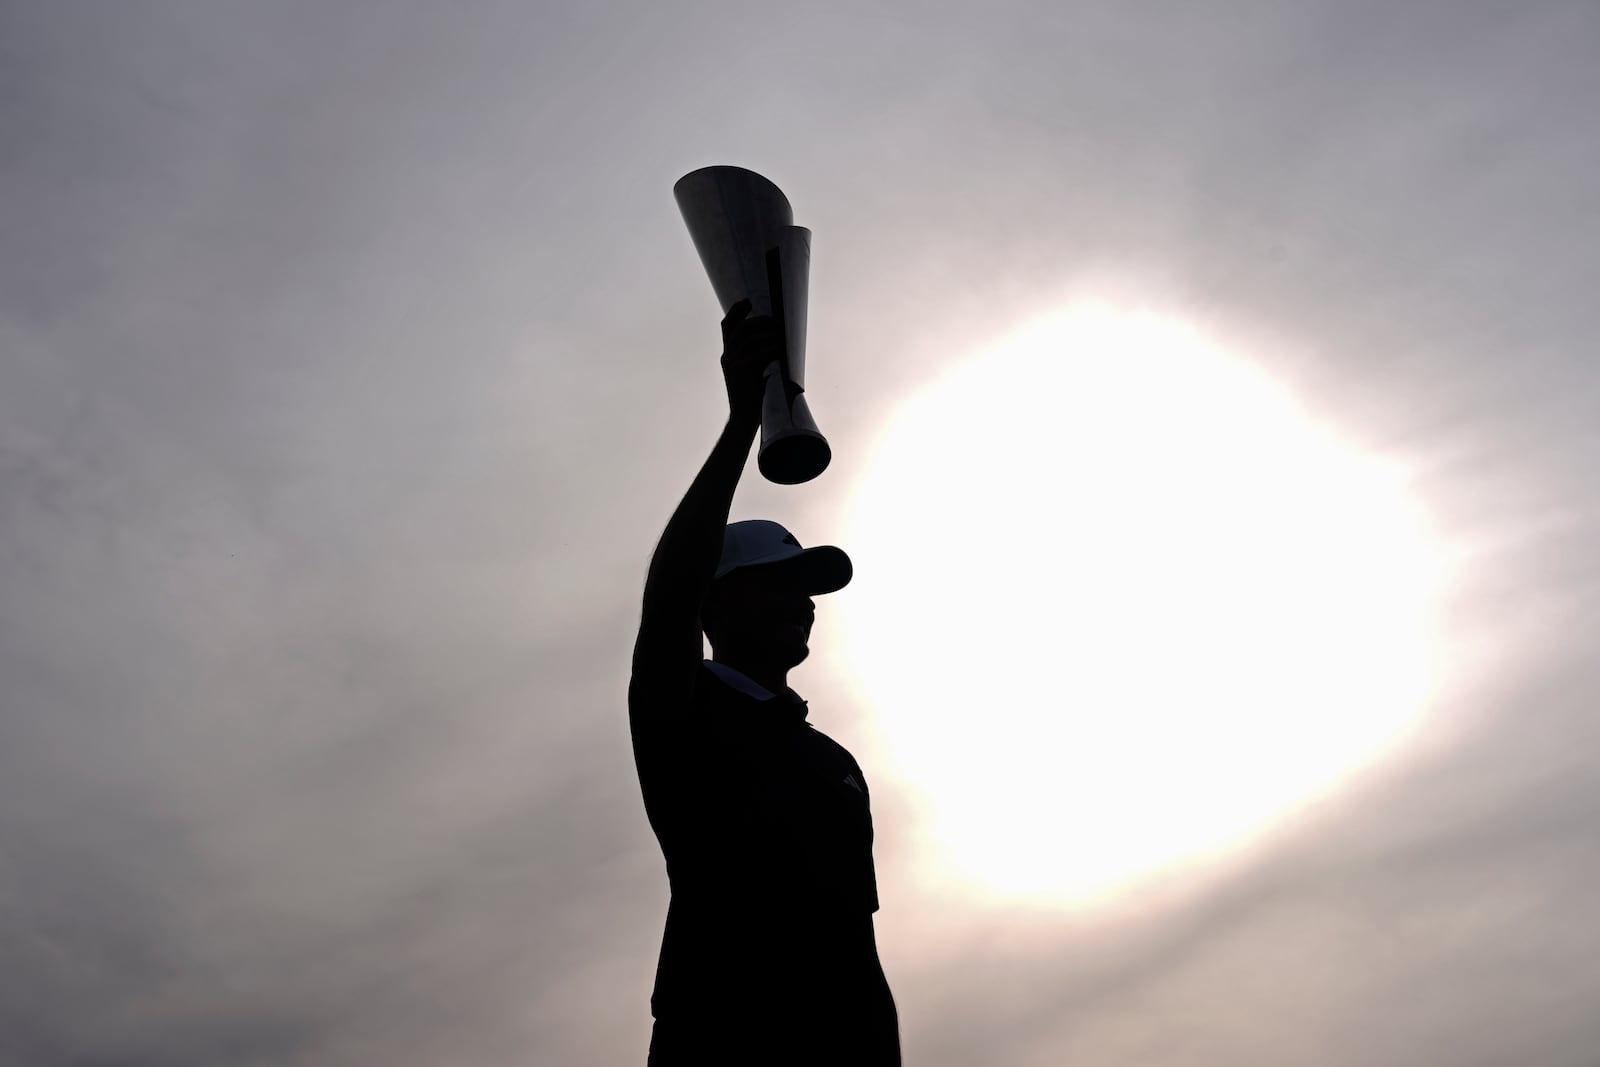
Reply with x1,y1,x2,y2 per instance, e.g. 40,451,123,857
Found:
640,415,760,624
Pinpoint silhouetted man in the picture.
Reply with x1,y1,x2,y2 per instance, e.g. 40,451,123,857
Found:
630,304,900,1065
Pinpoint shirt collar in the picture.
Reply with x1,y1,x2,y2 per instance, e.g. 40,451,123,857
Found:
704,660,808,721
704,659,775,699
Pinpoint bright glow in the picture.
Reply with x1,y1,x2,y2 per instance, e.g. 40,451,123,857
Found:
840,304,1445,907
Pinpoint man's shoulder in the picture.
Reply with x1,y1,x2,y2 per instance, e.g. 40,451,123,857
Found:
627,664,717,744
799,722,866,773
632,660,722,700
633,662,758,732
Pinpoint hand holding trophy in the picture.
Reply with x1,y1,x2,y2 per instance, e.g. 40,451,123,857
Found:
674,166,831,485
718,298,781,431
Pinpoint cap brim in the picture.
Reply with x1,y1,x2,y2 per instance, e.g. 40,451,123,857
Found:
727,545,853,595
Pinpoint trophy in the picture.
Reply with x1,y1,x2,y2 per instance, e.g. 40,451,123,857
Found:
674,166,830,485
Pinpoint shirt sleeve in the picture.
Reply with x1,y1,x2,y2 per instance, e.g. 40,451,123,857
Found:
629,667,723,860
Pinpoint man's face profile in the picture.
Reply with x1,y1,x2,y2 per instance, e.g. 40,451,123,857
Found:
703,566,817,670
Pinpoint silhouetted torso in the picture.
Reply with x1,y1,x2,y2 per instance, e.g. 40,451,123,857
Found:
632,663,896,1064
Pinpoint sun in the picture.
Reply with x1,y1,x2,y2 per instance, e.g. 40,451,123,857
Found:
838,303,1446,907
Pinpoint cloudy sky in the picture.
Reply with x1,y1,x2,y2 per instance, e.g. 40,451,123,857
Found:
4,2,1598,1064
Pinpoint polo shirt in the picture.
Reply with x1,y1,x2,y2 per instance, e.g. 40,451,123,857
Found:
631,660,884,1025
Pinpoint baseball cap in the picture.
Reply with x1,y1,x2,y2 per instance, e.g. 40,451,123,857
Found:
714,519,853,594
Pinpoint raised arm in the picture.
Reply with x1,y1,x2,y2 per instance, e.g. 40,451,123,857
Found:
629,303,778,714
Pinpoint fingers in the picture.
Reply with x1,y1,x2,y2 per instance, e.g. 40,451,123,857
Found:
721,298,753,327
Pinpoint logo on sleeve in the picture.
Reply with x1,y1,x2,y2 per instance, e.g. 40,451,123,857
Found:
842,773,863,792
